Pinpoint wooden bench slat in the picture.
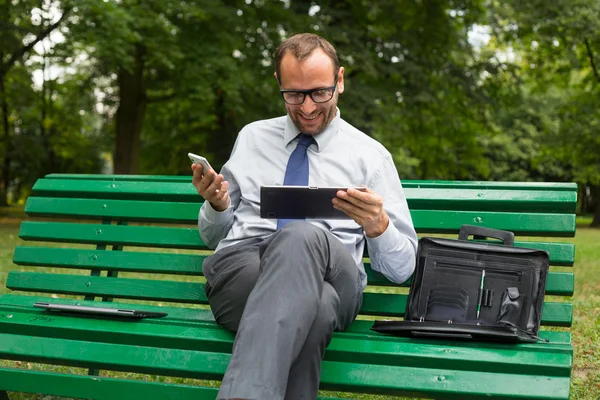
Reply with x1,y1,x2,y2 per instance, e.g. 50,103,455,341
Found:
19,220,576,255
29,183,577,214
13,246,206,275
359,292,572,326
411,210,575,236
25,197,201,223
5,272,573,325
403,188,576,212
25,197,578,236
0,294,573,348
13,247,574,295
0,332,571,399
0,309,572,377
32,179,202,203
6,272,206,304
0,368,222,400
44,174,578,191
19,221,208,250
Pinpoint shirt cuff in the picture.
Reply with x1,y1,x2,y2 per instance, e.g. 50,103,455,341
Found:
365,219,403,254
200,201,233,224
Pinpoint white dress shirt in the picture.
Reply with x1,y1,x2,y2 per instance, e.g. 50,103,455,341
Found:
199,109,418,289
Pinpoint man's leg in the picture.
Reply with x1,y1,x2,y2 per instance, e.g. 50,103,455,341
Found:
284,280,361,400
217,222,362,400
202,238,263,332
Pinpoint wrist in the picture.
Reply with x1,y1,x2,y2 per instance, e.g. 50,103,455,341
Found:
364,213,389,238
209,199,229,212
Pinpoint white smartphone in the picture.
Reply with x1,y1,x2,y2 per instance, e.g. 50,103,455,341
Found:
188,152,213,172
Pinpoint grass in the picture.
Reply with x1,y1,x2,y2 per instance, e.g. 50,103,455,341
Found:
0,207,599,399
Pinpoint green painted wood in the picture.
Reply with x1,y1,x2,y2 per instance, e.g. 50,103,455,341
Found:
403,180,577,191
13,239,575,270
411,210,575,236
32,178,577,212
0,294,217,323
18,220,575,256
12,247,574,295
19,221,208,250
0,367,221,400
29,183,577,214
0,308,572,376
45,174,578,191
359,270,573,296
0,294,574,348
25,196,578,239
0,368,344,400
32,179,203,202
5,272,573,325
0,333,571,399
4,175,578,399
45,173,192,182
25,197,201,223
402,188,576,212
13,247,206,275
6,272,206,304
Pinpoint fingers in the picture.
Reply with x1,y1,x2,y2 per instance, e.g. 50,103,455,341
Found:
191,163,228,201
336,187,382,208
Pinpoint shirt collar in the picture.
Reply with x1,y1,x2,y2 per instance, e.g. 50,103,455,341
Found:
284,107,341,152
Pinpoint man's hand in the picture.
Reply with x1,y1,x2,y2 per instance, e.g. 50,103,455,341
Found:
332,187,389,238
191,163,230,212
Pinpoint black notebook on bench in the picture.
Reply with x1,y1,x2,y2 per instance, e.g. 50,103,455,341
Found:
371,225,550,343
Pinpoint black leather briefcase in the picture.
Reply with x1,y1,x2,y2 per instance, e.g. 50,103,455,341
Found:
372,225,550,343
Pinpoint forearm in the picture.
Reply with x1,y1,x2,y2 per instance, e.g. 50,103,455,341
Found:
198,201,234,249
366,222,417,284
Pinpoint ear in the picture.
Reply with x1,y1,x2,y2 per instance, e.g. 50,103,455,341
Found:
274,72,280,86
337,66,345,94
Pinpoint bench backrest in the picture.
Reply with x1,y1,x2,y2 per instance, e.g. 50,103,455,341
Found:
9,174,576,328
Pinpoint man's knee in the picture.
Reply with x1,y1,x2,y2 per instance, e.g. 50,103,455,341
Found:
310,284,340,340
276,222,331,257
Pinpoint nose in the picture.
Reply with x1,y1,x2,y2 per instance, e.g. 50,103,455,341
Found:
301,95,317,114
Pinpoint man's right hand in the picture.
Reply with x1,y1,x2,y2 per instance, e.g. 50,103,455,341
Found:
191,163,230,212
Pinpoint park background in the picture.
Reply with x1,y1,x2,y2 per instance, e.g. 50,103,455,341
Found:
0,0,599,399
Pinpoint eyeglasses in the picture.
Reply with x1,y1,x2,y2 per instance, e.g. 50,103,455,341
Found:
280,78,338,105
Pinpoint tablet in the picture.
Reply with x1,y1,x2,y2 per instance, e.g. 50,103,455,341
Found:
33,302,168,319
260,185,366,220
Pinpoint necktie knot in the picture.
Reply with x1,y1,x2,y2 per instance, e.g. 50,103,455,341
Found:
297,134,314,149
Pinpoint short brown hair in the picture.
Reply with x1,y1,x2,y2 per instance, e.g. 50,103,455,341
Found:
275,33,340,83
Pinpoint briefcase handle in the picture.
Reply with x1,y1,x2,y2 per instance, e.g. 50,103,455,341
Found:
458,225,514,246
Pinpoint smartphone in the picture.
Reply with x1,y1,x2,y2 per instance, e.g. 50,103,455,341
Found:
188,152,213,172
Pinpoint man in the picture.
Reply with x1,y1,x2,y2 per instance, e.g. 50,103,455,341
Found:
192,33,417,400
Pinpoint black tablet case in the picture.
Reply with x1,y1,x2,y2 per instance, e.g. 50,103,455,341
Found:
372,225,550,343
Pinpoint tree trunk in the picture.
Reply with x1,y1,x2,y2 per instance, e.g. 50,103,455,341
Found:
114,44,147,174
591,185,600,227
0,72,10,206
40,53,57,174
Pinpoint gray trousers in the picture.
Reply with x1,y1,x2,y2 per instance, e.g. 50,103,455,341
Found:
202,222,363,400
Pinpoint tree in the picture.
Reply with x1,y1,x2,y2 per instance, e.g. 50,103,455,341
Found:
488,0,600,225
0,0,71,205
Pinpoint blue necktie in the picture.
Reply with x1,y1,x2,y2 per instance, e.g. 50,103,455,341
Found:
277,134,315,229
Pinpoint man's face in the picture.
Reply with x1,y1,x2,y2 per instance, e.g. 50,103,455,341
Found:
277,49,344,136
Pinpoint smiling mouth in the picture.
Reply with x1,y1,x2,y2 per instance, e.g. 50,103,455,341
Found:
299,113,321,121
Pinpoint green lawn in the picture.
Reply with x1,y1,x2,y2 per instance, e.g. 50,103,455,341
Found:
0,211,599,399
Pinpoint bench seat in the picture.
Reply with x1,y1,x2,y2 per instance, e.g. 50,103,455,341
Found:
0,175,576,399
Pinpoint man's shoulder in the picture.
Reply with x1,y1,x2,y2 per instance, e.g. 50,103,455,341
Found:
240,115,287,136
338,118,392,158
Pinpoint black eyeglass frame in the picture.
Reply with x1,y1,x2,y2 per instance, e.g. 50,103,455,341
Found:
279,77,338,105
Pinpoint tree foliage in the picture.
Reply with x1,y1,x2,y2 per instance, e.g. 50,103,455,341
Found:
1,0,599,224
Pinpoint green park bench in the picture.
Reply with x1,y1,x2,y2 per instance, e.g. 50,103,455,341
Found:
0,174,576,400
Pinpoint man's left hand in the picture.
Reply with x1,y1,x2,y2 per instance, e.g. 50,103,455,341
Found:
332,187,389,238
